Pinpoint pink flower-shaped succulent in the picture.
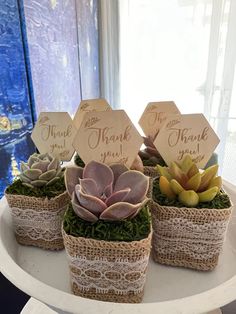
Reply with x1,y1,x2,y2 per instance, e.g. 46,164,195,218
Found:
65,161,149,222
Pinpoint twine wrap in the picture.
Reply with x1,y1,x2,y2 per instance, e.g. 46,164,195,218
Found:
151,200,232,271
143,166,159,179
63,229,152,303
5,191,70,250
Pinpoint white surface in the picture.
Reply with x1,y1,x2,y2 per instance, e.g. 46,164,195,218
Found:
0,181,236,314
21,298,57,314
20,298,223,314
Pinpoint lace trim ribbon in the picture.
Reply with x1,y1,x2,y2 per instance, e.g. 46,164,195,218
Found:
68,254,149,294
153,217,228,259
12,206,67,241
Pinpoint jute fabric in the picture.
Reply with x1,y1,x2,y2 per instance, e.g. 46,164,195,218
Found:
63,229,152,303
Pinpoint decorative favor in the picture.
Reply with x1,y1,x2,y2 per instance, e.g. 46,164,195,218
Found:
63,161,152,303
31,112,77,161
5,153,70,250
139,101,180,140
153,113,220,169
73,98,111,129
73,110,143,168
151,155,232,271
138,101,180,178
73,98,111,167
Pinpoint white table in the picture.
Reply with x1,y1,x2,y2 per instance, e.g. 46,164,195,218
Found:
1,181,236,314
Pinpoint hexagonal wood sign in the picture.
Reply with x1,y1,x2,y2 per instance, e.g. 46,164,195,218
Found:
154,113,220,168
73,98,111,129
31,112,77,161
73,110,143,167
139,101,180,140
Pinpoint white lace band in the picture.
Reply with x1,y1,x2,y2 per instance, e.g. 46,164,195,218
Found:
11,206,67,241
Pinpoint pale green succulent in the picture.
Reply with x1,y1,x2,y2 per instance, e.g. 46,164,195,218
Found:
19,153,62,188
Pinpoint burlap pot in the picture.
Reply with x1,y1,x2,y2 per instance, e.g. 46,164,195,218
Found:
5,191,70,250
151,199,232,271
63,229,152,303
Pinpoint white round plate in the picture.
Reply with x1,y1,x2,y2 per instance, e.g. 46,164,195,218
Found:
0,181,236,314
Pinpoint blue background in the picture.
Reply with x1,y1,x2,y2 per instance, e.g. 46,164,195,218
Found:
0,0,99,197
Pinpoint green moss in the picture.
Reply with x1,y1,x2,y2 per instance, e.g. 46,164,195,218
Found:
74,154,85,167
63,204,151,242
5,175,66,199
152,177,231,209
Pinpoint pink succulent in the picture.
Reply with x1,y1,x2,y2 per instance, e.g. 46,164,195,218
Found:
65,161,149,222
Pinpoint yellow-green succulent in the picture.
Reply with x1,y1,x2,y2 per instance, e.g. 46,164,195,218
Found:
156,155,221,207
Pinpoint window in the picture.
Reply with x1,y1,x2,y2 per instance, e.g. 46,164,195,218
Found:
103,0,236,183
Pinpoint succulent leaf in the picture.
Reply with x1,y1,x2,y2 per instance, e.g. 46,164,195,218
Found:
198,186,218,202
181,155,193,173
48,158,59,171
185,172,201,191
156,165,172,181
24,169,42,180
20,162,29,173
100,202,142,221
105,188,131,206
198,164,218,192
39,169,57,181
114,170,149,204
72,192,98,222
208,176,222,192
75,185,107,215
159,176,176,200
170,179,184,195
187,163,199,178
178,190,199,207
79,178,99,197
65,166,83,197
169,162,188,187
31,180,48,187
110,163,129,186
83,161,114,195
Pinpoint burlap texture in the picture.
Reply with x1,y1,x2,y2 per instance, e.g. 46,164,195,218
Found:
63,229,152,303
143,166,159,179
5,191,70,250
151,200,232,271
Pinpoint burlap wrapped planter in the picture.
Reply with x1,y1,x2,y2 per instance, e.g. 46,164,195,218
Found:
151,200,232,271
63,229,152,303
5,191,70,250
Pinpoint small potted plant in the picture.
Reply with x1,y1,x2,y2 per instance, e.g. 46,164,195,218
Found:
139,136,166,177
5,153,70,250
63,161,152,303
151,155,232,271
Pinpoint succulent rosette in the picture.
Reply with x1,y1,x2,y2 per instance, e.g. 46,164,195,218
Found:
138,136,165,166
65,161,149,222
19,153,62,188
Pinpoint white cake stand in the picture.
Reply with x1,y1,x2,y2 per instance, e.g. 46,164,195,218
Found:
1,181,236,314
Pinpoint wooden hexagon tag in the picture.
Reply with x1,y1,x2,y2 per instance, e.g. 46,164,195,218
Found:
153,113,220,168
31,112,77,161
73,98,112,129
139,101,180,140
73,110,143,167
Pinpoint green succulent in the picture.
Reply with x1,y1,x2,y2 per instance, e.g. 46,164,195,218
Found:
156,155,222,207
19,153,62,188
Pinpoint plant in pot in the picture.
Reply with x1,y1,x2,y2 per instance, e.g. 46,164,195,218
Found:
63,161,152,303
5,153,70,250
151,155,232,271
139,136,166,177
